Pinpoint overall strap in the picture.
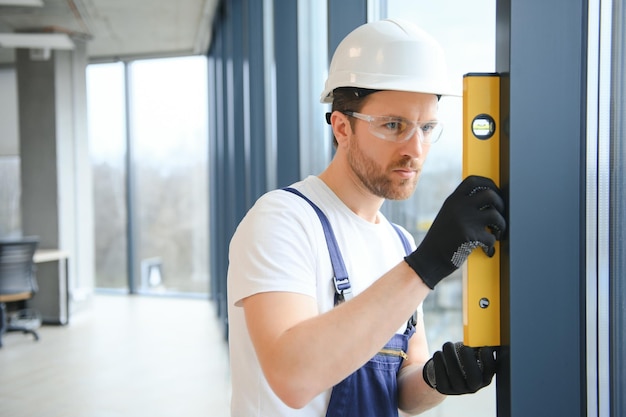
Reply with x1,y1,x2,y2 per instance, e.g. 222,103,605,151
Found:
283,187,352,304
390,223,412,256
283,186,417,329
390,223,418,330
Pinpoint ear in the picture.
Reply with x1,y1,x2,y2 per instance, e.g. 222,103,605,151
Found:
330,111,352,148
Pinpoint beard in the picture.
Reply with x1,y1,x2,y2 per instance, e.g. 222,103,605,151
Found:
347,136,421,200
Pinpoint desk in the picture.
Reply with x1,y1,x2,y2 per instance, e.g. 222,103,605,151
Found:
30,249,69,325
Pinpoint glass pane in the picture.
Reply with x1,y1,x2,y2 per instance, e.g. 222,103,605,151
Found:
384,2,496,416
87,62,129,291
129,56,209,295
298,0,331,177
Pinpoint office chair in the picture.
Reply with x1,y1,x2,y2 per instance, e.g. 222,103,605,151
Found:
0,236,41,348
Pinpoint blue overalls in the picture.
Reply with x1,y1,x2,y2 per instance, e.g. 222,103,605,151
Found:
284,188,416,417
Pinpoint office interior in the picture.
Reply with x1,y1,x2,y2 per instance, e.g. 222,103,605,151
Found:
1,0,625,416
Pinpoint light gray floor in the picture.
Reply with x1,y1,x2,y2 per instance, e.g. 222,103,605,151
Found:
0,293,495,417
0,294,231,417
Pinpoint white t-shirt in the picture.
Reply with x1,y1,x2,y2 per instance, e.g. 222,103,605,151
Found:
227,176,417,417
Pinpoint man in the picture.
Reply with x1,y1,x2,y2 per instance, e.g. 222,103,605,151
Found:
227,19,506,417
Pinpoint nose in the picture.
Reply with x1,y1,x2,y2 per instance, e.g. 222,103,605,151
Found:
401,128,425,159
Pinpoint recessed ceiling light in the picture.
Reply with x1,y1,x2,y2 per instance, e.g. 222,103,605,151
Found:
0,0,44,7
0,33,74,50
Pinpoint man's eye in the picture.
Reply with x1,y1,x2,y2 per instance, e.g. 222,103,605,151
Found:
383,120,406,131
421,123,436,133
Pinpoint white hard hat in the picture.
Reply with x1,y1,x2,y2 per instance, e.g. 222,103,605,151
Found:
320,19,459,103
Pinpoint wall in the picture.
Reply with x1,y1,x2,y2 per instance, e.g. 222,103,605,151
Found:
15,42,95,307
0,67,21,237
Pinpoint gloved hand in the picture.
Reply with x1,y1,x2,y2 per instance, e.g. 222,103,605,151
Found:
404,175,506,289
423,342,497,395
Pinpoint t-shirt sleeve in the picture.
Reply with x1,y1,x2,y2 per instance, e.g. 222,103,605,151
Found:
227,190,324,307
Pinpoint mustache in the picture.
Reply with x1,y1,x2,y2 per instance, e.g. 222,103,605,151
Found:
390,157,420,171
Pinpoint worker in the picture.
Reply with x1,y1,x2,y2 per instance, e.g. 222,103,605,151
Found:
227,18,506,417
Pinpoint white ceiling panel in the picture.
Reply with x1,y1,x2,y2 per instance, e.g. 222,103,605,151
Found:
0,0,219,64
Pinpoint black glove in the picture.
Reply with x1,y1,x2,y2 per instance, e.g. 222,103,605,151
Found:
423,341,497,395
404,175,506,289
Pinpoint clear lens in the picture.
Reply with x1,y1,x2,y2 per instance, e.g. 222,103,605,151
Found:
417,121,444,144
345,111,443,144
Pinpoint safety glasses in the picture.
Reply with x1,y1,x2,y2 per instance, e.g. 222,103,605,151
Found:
342,111,443,144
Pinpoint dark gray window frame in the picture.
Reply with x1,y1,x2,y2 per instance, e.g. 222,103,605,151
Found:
610,0,625,415
496,0,587,415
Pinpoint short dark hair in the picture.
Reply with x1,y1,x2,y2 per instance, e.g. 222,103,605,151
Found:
326,87,380,147
331,87,379,112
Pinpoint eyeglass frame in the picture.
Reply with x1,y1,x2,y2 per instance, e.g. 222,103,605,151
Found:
336,110,444,144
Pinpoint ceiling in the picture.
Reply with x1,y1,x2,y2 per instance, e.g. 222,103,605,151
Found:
0,0,220,65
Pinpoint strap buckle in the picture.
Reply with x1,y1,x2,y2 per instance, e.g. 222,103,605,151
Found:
334,276,352,304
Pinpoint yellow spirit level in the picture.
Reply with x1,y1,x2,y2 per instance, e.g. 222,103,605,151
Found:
462,73,501,347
